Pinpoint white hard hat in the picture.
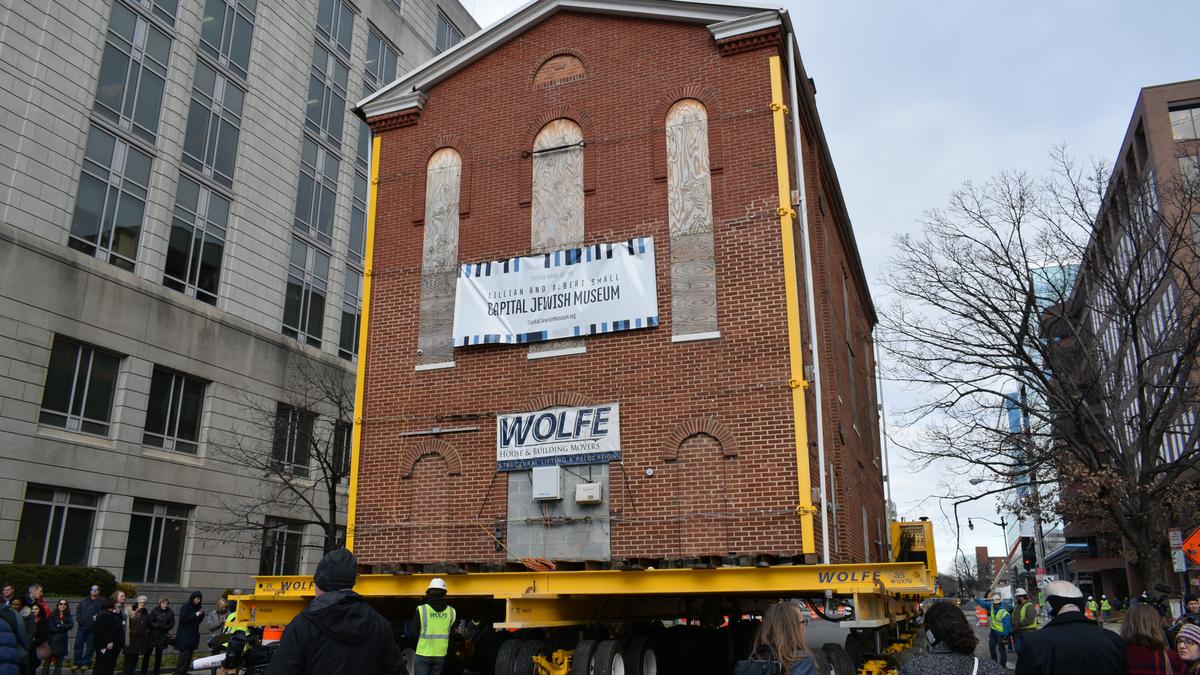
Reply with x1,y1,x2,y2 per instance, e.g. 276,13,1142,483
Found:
1015,588,1028,596
428,577,447,591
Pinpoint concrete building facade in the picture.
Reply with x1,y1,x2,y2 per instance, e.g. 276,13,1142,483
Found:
0,0,477,599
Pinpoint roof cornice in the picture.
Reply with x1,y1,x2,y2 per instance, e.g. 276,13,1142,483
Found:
357,0,782,121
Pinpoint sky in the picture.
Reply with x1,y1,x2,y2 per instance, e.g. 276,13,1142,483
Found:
462,0,1200,569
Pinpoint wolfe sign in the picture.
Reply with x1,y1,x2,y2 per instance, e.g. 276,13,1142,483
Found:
453,238,658,346
496,404,620,471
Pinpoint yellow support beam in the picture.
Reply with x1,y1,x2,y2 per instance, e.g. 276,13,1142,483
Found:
346,133,382,551
768,54,816,553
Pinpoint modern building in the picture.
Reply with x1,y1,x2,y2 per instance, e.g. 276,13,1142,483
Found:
0,0,477,599
1050,78,1200,597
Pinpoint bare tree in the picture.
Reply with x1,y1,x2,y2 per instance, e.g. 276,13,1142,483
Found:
881,147,1200,590
948,554,981,598
201,354,355,558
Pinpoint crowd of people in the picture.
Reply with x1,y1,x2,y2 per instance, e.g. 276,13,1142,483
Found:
0,581,233,675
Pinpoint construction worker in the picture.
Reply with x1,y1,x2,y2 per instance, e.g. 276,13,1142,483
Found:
977,592,1013,668
412,578,456,675
1086,596,1098,620
1013,588,1038,653
1099,595,1112,622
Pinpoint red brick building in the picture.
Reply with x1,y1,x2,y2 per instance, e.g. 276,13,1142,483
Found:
352,0,886,569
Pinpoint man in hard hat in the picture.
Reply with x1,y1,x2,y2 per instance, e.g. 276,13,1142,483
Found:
266,548,403,674
1086,596,1098,619
411,578,456,675
976,591,1012,668
1099,595,1112,622
1012,588,1038,654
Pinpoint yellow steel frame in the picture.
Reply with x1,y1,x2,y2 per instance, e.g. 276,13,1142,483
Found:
345,133,381,551
768,56,816,553
234,559,933,627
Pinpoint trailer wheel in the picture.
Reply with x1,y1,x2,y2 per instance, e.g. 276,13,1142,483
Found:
514,639,550,675
594,639,625,675
571,640,598,675
821,643,856,675
495,638,523,675
842,634,865,667
809,649,833,675
625,636,657,675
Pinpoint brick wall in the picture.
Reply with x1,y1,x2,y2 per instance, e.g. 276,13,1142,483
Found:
356,10,886,566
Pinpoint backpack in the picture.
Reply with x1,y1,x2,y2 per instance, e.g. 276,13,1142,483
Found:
735,645,783,675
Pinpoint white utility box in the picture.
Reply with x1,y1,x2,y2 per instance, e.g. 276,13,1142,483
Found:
531,465,562,501
575,482,603,504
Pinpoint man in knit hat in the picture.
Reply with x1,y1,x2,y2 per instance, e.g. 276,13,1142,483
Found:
1015,580,1124,675
266,548,403,674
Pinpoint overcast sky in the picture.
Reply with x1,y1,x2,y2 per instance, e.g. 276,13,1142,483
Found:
462,0,1200,568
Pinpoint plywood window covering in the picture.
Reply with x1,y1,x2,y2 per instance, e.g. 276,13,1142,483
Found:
417,148,462,366
529,119,585,356
666,100,718,338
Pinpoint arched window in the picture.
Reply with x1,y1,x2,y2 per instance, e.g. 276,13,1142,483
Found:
530,119,585,357
416,147,461,368
666,99,718,340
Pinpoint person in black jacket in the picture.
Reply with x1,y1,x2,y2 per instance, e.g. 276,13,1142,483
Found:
265,548,403,675
173,592,203,675
146,597,174,675
1015,580,1125,675
26,603,49,674
93,597,122,675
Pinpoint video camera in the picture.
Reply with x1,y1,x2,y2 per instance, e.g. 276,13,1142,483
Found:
190,627,277,674
1140,583,1175,618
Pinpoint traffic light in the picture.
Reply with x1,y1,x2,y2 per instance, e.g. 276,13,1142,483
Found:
1021,537,1036,571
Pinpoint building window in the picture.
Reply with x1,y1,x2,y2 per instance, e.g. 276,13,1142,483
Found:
416,147,462,366
69,126,153,271
306,43,349,148
348,171,367,264
132,0,178,26
182,60,244,189
122,500,189,584
294,136,339,244
260,516,304,575
164,175,228,304
273,404,313,477
338,267,362,361
14,485,99,566
1179,155,1200,185
1170,103,1200,142
283,238,330,347
333,420,352,485
143,367,205,454
315,0,354,58
199,0,256,80
93,2,172,142
364,29,398,91
38,337,121,436
666,99,718,338
435,10,463,53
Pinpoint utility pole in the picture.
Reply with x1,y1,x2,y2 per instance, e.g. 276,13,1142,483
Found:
1020,384,1047,577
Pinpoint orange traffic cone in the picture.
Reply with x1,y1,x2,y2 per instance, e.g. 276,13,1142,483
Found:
976,606,988,626
1085,607,1094,620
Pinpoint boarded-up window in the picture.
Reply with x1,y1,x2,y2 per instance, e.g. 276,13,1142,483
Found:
416,148,461,367
666,99,718,339
530,119,585,356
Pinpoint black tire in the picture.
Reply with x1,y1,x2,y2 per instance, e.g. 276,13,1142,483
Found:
822,643,856,675
594,639,625,675
515,639,550,675
624,636,657,675
495,639,523,675
842,634,865,667
571,639,598,675
809,649,833,675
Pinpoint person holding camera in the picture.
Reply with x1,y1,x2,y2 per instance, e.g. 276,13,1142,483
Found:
1014,580,1124,675
265,548,403,675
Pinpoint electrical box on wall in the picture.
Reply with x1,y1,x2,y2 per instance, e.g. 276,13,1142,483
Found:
575,482,603,504
531,465,562,501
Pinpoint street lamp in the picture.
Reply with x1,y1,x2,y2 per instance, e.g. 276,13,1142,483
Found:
969,516,1010,592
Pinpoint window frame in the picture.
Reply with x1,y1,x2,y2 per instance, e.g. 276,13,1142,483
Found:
163,173,230,304
260,516,305,576
93,1,173,143
1169,102,1200,142
338,265,362,361
333,420,352,486
38,336,123,437
181,59,245,189
305,42,350,148
315,0,354,60
435,10,463,53
122,499,190,585
14,485,100,567
142,366,206,454
69,125,154,272
293,136,340,245
272,403,314,477
282,237,331,347
198,0,257,81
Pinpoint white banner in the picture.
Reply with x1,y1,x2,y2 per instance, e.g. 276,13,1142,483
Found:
453,238,658,346
496,404,620,471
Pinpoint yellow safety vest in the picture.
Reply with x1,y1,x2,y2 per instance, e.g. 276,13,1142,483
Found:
416,604,456,658
1016,602,1037,630
1100,599,1112,611
989,607,1009,633
224,609,249,635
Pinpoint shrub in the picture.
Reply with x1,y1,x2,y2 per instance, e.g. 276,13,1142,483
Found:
115,582,138,599
0,564,117,598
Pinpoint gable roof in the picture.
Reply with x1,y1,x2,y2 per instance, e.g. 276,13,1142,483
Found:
355,0,785,120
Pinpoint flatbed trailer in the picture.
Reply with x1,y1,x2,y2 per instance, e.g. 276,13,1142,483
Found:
231,521,938,675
